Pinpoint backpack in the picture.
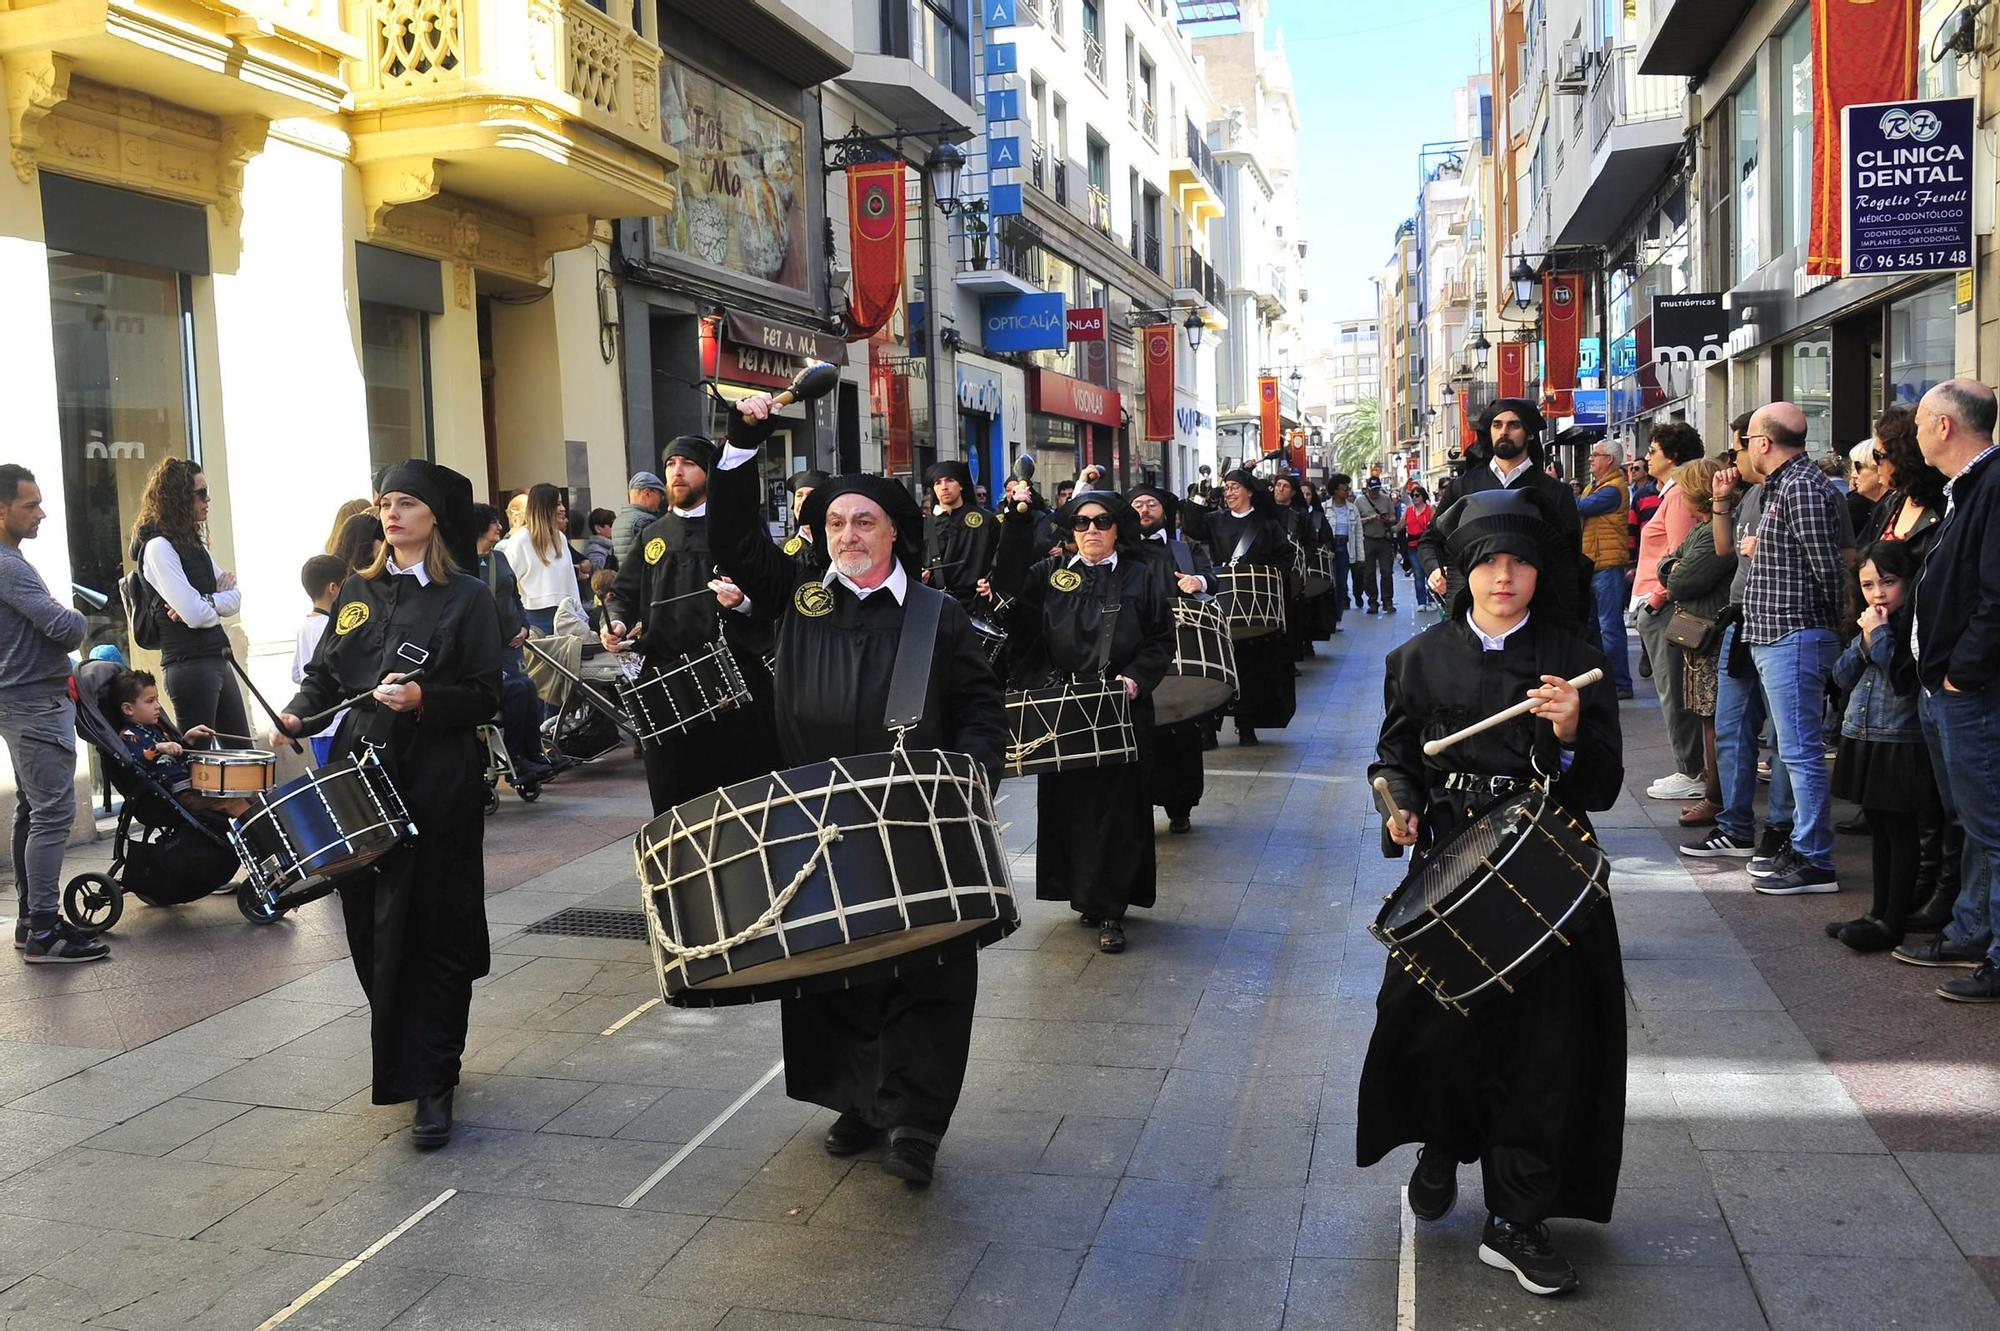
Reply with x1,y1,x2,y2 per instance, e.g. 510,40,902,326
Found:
120,564,165,651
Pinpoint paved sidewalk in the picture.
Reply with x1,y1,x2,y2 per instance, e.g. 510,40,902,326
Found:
0,609,1989,1328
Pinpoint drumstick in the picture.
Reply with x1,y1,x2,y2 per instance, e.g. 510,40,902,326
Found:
1370,776,1411,835
291,668,426,736
1421,669,1604,757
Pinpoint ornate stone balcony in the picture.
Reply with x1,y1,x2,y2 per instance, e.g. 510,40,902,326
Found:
345,0,677,233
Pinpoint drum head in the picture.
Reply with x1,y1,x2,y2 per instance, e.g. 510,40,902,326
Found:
1378,789,1538,934
1151,677,1234,726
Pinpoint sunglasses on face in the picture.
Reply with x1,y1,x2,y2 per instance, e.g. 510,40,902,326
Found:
193,488,210,501
1873,449,1888,463
1069,513,1117,532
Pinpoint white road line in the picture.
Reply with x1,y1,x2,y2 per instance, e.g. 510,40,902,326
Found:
601,996,662,1037
1203,768,1351,785
254,1188,457,1330
619,1059,786,1209
1398,1184,1418,1331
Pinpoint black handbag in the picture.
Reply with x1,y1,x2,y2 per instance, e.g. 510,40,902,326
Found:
1664,607,1717,653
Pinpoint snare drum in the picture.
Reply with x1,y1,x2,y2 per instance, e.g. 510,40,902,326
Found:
1369,785,1610,1014
229,749,416,895
1152,597,1238,726
1004,677,1137,778
636,747,1016,1006
1214,564,1288,639
187,748,276,795
618,638,753,747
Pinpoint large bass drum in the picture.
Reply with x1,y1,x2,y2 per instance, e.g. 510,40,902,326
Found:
1369,785,1610,1014
1214,564,1287,639
1152,597,1238,726
1003,677,1137,777
229,749,415,896
637,748,1016,1006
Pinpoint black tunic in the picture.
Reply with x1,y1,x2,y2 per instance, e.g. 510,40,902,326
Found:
604,506,780,814
1357,612,1626,1224
708,458,1009,1140
1202,507,1295,729
1135,530,1216,817
922,504,997,611
286,567,502,1104
1003,552,1174,919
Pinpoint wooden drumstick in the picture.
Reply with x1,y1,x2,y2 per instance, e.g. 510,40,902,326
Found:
1371,776,1412,837
1421,668,1604,757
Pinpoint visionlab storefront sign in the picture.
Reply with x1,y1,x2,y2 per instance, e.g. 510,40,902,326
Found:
1030,368,1121,426
1844,96,1975,278
981,291,1068,351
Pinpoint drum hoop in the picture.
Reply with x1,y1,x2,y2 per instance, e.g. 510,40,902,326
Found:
188,749,276,766
1384,787,1548,934
1421,859,1610,1008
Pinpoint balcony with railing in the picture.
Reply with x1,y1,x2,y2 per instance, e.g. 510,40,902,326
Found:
1087,183,1113,236
1143,233,1160,274
1556,45,1685,247
1169,117,1222,227
1082,31,1105,85
954,211,1044,295
1142,103,1157,144
345,0,678,226
1030,140,1046,191
1173,244,1222,307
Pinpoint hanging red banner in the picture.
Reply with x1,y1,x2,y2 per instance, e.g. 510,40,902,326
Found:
1458,394,1473,458
1287,431,1308,477
845,161,907,340
1258,376,1280,462
1497,342,1526,399
1543,274,1583,418
1808,0,1917,276
1142,325,1175,440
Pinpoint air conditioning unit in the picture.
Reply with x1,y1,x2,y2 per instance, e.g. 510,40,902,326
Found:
1552,39,1588,95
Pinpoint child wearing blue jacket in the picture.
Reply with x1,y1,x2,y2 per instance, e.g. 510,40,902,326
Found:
1827,540,1939,952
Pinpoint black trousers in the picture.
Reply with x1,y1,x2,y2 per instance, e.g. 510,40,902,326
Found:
163,655,250,738
781,953,978,1140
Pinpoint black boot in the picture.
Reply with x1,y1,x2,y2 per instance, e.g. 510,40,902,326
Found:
412,1089,453,1149
883,1131,938,1185
823,1112,882,1157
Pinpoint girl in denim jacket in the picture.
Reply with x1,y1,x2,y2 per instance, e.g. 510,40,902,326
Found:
1827,540,1939,951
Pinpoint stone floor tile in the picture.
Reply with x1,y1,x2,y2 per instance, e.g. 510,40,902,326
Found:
0,1230,332,1327
717,1135,857,1225
1747,1255,2000,1331
1125,1116,1315,1189
619,1088,816,1153
141,996,354,1061
1053,1249,1289,1331
944,1242,1085,1331
380,1273,726,1331
449,1072,596,1132
1150,1070,1323,1127
371,1191,701,1291
197,1174,417,1255
168,1104,401,1175
4,1046,244,1123
0,1042,116,1104
183,1051,376,1112
1897,1151,2000,1257
0,1147,287,1238
540,1081,668,1138
1667,1072,1884,1154
0,1211,101,1289
628,1145,783,1218
957,1061,1165,1120
1035,1116,1143,1179
80,1095,251,1157
813,1166,1116,1249
1622,959,1785,1013
1093,1179,1303,1260
1295,1184,1401,1260
1414,1259,1766,1329
271,1263,448,1331
1281,1258,1398,1330
1629,1008,1824,1076
1704,1150,1960,1258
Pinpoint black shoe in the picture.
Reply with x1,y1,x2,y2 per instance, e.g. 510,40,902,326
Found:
411,1089,453,1148
1078,913,1100,927
1837,917,1901,953
1836,815,1869,836
823,1111,882,1157
1098,922,1127,954
1906,882,1961,933
1752,855,1839,895
883,1133,937,1186
1478,1215,1579,1296
1238,729,1260,746
1937,961,2000,1002
1615,687,1635,700
1893,935,1986,968
1365,605,1379,615
12,920,26,949
23,922,109,965
1825,916,1867,940
1748,843,1804,879
1750,824,1791,865
1407,1146,1457,1222
1169,816,1191,834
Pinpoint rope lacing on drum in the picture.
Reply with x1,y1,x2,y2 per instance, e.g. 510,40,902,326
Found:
642,823,844,961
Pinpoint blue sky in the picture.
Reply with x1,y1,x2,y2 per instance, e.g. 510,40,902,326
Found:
1263,0,1494,343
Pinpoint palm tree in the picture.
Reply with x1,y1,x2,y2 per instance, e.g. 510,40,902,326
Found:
1329,398,1383,478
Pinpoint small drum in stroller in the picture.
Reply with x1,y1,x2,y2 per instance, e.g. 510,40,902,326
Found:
187,749,276,796
230,749,416,918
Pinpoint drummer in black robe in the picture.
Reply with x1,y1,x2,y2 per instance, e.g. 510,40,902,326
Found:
1271,472,1316,661
922,460,996,612
602,436,780,814
1200,469,1294,744
707,393,1008,1189
781,468,830,577
276,461,501,1149
992,490,1174,954
1298,480,1339,641
1359,488,1625,1298
1127,484,1216,834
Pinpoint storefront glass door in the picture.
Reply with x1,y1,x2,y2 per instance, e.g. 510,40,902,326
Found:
1887,281,1954,409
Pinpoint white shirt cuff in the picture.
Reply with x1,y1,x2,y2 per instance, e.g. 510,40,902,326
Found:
719,444,758,470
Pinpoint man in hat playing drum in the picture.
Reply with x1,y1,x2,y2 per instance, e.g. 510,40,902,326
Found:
707,391,1008,1188
1360,488,1625,1298
922,459,996,612
602,435,781,815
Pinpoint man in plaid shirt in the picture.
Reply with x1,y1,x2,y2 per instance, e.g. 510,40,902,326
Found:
1738,402,1847,894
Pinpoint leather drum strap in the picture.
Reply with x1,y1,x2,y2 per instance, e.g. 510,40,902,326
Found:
883,583,945,735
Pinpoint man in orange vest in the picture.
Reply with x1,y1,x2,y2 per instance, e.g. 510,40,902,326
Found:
1577,441,1633,698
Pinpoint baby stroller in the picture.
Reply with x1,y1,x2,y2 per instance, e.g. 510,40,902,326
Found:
523,634,633,765
66,660,331,929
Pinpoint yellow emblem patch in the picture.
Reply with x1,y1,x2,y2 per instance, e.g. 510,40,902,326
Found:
782,535,805,556
963,510,985,529
1049,568,1083,593
334,601,370,635
644,536,667,565
794,582,835,617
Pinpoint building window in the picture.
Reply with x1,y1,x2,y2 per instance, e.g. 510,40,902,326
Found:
904,0,969,99
1731,72,1761,282
1887,281,1955,408
360,302,433,476
1781,331,1833,458
1779,9,1812,257
48,253,197,654
1081,0,1104,82
1087,132,1112,233
1919,0,1960,98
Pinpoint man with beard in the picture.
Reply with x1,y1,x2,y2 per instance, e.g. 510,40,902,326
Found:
1200,469,1294,745
602,435,780,814
922,460,995,611
1418,398,1591,633
1129,484,1216,832
706,394,1008,1187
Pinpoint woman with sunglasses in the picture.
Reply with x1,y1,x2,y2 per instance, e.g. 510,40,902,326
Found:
993,489,1173,954
128,456,248,737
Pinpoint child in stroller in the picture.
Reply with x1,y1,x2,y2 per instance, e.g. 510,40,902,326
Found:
107,669,252,819
66,658,327,930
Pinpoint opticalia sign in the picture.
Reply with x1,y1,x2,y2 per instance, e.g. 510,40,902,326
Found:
982,291,1068,352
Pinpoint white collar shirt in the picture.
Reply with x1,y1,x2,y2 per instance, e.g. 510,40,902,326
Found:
1466,609,1532,651
825,560,908,604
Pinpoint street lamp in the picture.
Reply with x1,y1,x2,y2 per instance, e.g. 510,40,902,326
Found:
1441,384,1457,408
1510,257,1538,310
1473,331,1491,369
1288,368,1303,393
1183,308,1204,350
927,140,967,215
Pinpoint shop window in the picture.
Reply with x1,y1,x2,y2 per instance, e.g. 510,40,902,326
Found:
1780,10,1813,258
360,302,434,476
1731,73,1761,282
48,253,197,656
1887,281,1954,408
1782,333,1833,458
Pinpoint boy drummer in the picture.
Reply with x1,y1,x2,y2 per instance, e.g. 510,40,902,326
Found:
1359,489,1626,1296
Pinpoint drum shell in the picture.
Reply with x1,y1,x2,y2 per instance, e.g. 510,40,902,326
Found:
1004,680,1138,777
1153,598,1238,726
187,749,276,794
1300,547,1337,599
231,756,412,892
618,640,752,747
638,749,1017,1007
1371,790,1609,1013
1214,565,1287,640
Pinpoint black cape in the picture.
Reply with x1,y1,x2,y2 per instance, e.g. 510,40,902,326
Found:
1358,611,1626,1224
286,568,502,1103
1134,530,1217,816
923,504,998,610
709,456,1009,1139
1202,506,1295,729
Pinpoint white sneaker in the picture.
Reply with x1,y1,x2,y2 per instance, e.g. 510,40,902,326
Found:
1646,772,1705,801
